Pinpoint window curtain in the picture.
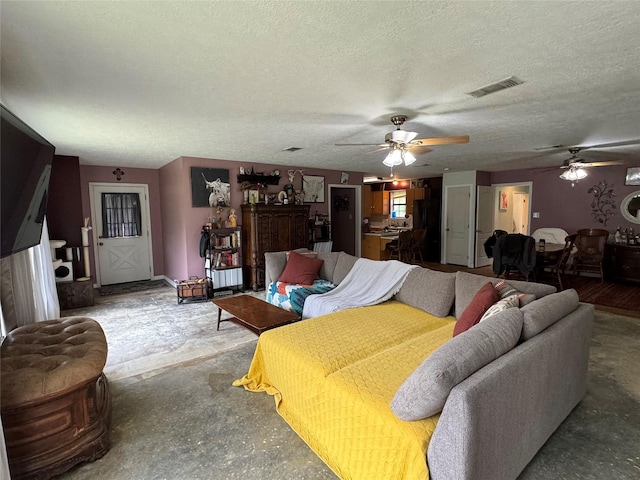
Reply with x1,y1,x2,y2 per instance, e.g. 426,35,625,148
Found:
101,193,142,238
0,217,60,335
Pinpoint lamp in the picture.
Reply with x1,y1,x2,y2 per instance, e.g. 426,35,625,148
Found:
559,166,587,187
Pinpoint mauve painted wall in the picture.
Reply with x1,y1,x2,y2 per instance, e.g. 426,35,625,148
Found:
79,165,165,281
491,164,640,234
159,156,363,281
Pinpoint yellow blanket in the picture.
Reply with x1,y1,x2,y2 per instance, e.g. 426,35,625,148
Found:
234,301,455,480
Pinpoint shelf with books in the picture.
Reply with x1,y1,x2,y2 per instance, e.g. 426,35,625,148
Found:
203,226,243,295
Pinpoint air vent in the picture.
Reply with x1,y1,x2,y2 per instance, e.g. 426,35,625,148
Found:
283,147,303,152
466,76,524,98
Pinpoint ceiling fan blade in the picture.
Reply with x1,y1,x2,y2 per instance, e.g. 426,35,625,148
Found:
410,135,470,146
408,146,432,155
335,143,387,147
581,161,626,167
366,146,391,154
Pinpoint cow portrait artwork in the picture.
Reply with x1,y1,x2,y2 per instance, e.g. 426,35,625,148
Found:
190,167,231,208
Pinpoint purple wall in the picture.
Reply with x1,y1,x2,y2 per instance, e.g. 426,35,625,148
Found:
79,165,165,281
159,157,363,281
491,164,640,234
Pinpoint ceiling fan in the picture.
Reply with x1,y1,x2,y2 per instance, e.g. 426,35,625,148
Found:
560,147,625,169
335,115,469,167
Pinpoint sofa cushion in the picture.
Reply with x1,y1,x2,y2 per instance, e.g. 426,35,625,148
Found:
453,282,499,336
454,271,556,318
480,294,519,322
331,252,359,284
278,250,324,285
520,288,580,341
317,252,340,282
394,268,456,317
494,279,536,307
391,308,524,421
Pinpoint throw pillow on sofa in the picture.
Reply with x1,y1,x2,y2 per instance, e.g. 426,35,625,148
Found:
278,250,324,285
479,294,519,322
452,282,499,336
494,279,536,307
391,308,524,421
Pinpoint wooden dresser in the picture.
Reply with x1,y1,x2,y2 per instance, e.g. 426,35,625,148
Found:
241,204,310,290
604,243,640,283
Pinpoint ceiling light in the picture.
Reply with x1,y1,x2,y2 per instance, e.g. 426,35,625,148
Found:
559,166,587,187
383,150,403,167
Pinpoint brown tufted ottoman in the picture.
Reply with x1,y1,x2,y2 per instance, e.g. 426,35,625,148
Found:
1,317,111,480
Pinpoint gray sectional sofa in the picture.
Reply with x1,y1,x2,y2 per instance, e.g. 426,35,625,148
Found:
262,250,594,480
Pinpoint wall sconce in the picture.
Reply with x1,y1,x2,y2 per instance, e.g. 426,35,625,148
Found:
113,168,125,181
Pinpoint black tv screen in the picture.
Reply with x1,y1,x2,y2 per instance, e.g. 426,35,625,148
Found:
1,105,55,258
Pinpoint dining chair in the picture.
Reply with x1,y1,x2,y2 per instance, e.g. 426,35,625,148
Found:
548,234,578,290
492,233,537,280
410,228,426,263
573,228,609,281
386,230,413,263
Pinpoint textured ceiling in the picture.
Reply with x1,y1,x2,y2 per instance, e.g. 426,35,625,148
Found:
2,1,640,179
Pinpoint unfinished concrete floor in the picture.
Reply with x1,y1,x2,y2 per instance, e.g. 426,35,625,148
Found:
57,285,640,479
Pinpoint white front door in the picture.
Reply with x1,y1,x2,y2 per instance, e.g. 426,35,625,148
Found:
90,183,152,286
475,186,496,267
445,185,471,266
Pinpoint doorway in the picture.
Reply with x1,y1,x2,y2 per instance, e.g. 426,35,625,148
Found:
444,185,472,266
328,184,361,256
89,183,153,286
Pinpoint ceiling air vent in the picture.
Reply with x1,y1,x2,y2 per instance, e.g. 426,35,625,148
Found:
466,76,524,98
283,147,303,152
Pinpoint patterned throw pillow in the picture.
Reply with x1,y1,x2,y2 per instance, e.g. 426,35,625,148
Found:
479,294,520,322
494,280,536,307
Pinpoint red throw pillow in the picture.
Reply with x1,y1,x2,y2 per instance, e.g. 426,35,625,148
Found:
453,282,500,337
278,250,324,285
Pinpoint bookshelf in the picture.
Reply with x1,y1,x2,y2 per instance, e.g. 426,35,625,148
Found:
203,226,243,296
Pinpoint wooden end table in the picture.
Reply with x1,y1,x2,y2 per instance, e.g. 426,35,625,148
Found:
212,294,299,335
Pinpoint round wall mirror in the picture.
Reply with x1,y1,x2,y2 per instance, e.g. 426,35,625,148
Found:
620,190,640,224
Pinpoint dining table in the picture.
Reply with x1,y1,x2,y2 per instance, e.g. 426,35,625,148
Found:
534,242,565,281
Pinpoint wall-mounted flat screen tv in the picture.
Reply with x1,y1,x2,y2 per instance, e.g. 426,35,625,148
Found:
1,105,55,258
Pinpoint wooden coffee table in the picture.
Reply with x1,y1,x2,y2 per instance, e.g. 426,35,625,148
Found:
212,294,299,335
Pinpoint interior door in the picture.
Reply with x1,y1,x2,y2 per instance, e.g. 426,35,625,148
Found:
475,186,496,267
331,187,356,255
445,185,471,266
512,192,530,234
91,184,152,286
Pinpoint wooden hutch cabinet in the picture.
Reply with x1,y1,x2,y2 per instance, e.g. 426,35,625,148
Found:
604,243,640,283
241,203,310,290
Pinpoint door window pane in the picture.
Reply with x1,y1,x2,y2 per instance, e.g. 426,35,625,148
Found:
101,193,142,238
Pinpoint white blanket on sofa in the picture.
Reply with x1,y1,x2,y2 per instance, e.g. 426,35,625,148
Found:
302,258,417,319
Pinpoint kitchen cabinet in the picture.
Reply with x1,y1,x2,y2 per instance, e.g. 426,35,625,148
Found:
371,191,389,215
241,203,310,291
362,234,395,260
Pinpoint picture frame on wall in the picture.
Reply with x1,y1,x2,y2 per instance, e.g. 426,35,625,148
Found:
303,175,325,203
191,166,231,207
340,172,349,184
248,189,259,204
499,190,508,211
625,167,640,186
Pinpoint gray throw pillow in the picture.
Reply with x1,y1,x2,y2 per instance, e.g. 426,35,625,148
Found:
391,308,524,421
394,268,456,317
520,288,580,341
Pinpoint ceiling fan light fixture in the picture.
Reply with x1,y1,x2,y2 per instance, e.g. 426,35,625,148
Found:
559,166,587,182
401,150,416,166
385,130,418,144
383,150,403,167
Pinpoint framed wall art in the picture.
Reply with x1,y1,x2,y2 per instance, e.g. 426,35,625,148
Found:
625,167,640,186
499,190,508,211
191,167,230,207
303,175,325,203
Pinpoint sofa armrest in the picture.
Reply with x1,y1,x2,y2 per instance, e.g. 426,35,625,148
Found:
264,252,289,287
427,303,594,480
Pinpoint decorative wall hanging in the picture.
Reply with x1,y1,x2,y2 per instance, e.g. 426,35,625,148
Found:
191,167,230,208
303,175,325,203
499,190,508,211
340,172,349,184
625,167,640,186
112,168,124,181
588,180,616,226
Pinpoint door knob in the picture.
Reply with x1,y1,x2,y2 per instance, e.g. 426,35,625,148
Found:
99,242,104,246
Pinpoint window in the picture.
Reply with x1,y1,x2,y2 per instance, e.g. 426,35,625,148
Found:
390,190,407,218
101,193,142,238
